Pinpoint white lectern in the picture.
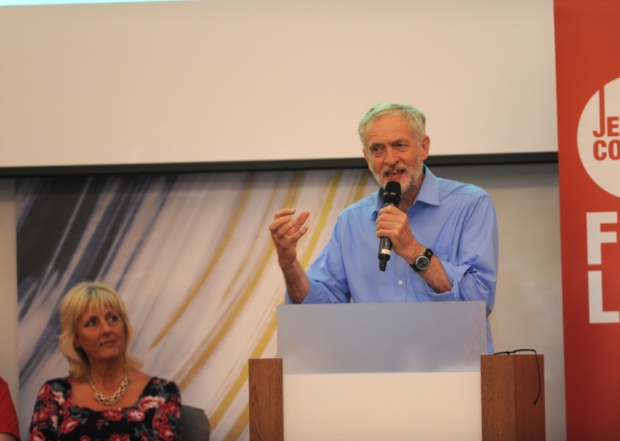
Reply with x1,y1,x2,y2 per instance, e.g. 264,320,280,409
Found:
248,302,545,441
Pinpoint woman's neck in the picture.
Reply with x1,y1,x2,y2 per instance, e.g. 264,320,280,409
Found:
88,361,128,388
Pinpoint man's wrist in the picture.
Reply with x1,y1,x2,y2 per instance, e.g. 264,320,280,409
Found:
279,256,298,270
410,248,434,272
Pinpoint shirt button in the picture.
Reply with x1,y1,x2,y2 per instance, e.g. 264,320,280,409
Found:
398,280,404,285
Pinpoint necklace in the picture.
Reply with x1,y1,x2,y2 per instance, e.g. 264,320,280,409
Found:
89,375,130,406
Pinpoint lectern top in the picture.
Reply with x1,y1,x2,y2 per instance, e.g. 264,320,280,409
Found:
277,301,487,374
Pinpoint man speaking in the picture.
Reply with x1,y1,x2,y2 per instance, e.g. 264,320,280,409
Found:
268,103,498,353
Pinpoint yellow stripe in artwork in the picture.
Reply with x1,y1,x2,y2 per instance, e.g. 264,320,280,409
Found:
210,174,306,436
174,172,303,385
218,313,278,439
299,170,343,267
174,172,305,435
351,169,374,205
149,174,258,349
189,252,277,427
222,402,251,441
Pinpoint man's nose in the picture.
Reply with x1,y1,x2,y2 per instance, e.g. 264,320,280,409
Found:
384,146,397,164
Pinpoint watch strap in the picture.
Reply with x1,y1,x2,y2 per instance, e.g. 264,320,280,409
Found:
411,248,434,272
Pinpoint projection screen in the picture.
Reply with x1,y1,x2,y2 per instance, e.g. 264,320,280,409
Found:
0,0,557,174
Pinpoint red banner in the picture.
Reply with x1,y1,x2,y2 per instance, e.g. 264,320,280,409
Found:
555,0,620,439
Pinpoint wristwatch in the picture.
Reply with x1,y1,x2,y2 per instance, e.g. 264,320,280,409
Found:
411,248,434,272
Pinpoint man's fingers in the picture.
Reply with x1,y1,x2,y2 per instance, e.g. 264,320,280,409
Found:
297,211,310,223
288,225,309,242
269,215,292,233
273,207,296,220
269,209,310,255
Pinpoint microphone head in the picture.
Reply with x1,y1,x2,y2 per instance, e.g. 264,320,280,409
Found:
383,181,401,206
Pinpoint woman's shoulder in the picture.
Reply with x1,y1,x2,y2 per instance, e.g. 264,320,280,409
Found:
142,376,181,398
146,376,180,391
34,376,73,404
39,376,72,392
44,376,71,384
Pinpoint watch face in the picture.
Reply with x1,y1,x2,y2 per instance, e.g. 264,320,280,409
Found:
415,255,430,271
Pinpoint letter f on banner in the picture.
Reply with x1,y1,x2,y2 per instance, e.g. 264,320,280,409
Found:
586,211,619,323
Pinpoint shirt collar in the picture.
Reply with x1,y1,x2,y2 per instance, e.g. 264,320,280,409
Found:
413,165,440,208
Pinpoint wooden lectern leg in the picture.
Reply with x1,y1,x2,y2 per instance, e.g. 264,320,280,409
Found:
481,354,546,441
248,358,284,441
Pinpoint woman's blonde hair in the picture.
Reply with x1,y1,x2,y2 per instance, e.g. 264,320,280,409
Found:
58,281,143,381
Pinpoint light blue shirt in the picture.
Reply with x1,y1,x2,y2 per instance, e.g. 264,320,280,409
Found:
287,167,498,353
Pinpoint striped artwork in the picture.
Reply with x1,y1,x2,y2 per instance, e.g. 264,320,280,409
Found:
16,168,375,440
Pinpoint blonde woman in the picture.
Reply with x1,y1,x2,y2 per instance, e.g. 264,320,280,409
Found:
28,282,181,441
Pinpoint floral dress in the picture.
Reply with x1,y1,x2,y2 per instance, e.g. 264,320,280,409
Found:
29,376,182,441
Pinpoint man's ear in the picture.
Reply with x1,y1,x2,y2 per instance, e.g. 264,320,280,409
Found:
420,136,431,160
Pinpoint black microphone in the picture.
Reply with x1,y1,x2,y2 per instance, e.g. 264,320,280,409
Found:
378,181,401,271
